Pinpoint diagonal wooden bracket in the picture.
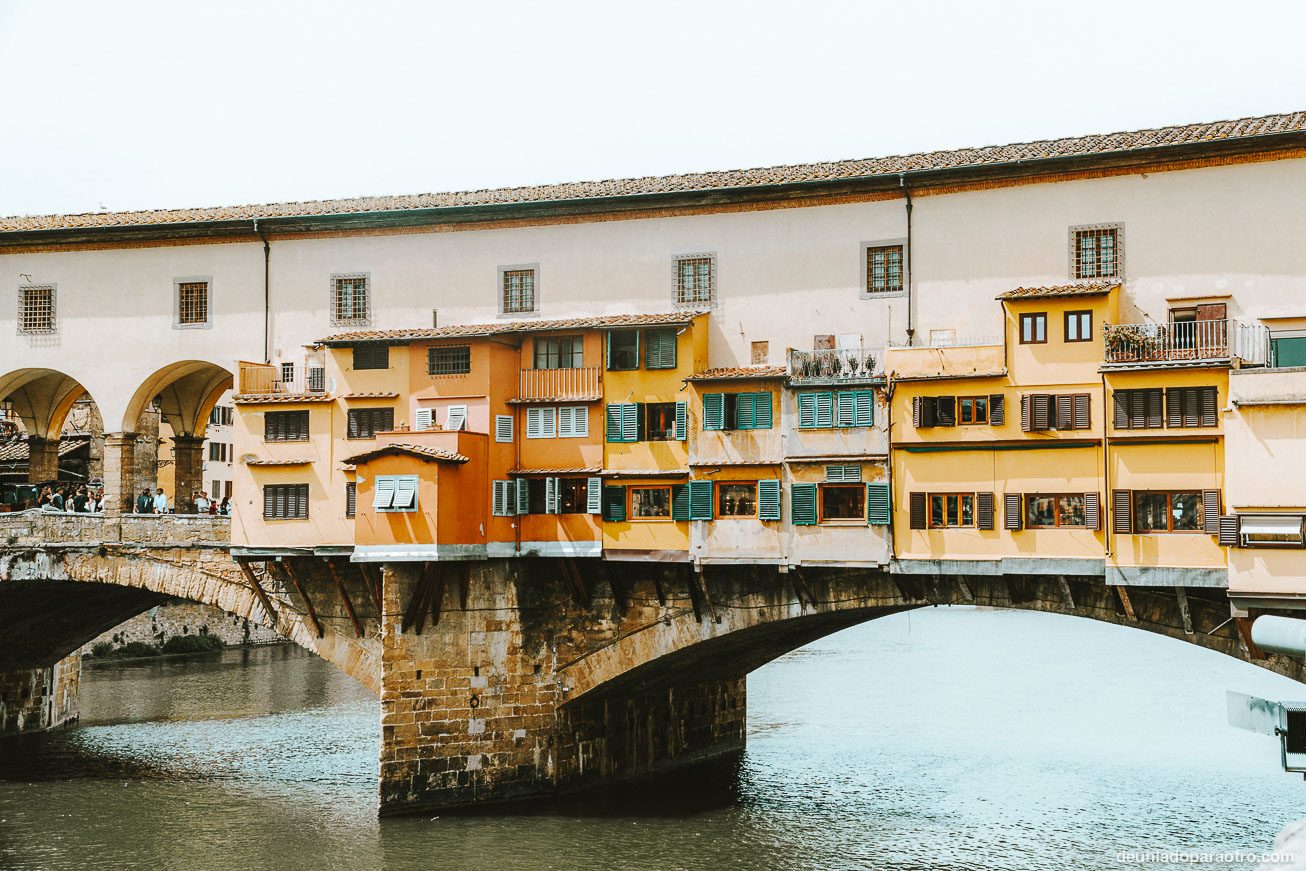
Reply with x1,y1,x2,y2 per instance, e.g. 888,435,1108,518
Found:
235,557,277,624
326,558,364,638
280,558,324,638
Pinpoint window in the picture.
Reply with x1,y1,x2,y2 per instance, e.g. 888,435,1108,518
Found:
1237,514,1306,548
644,329,678,369
751,341,769,365
208,442,230,462
331,274,369,326
1113,388,1164,430
534,336,583,369
501,268,536,315
607,330,640,370
1072,225,1121,280
263,484,309,519
176,280,210,326
718,482,758,518
345,482,357,518
17,285,56,334
264,410,309,442
526,406,558,439
347,407,394,439
428,345,471,375
928,493,975,528
675,256,715,306
1271,332,1306,368
1020,312,1047,344
558,478,590,514
280,362,295,385
820,484,866,521
630,486,672,520
798,390,875,429
1166,386,1219,428
703,392,773,431
959,396,988,425
645,403,678,441
495,414,514,442
1025,494,1086,528
558,406,588,438
352,345,389,370
1021,393,1091,431
524,479,547,515
1134,491,1202,533
1065,310,1092,342
863,243,905,296
208,406,233,427
373,475,419,513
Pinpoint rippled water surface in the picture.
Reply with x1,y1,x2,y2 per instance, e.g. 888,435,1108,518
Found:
3,608,1305,870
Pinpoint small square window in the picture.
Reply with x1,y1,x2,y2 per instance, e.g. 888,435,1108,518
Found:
1020,313,1047,344
501,267,537,315
1065,310,1092,342
928,493,975,528
630,486,673,520
607,330,640,370
176,280,210,326
718,482,758,518
862,242,905,296
1071,225,1122,280
820,484,866,521
17,285,56,334
352,344,389,370
331,274,370,326
675,255,715,306
279,362,295,385
534,336,583,369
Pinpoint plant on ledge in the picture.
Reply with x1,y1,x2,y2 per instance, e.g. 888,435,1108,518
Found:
1104,324,1164,360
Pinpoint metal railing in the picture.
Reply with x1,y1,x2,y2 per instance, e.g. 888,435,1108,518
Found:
787,347,880,383
517,366,602,401
1103,319,1269,366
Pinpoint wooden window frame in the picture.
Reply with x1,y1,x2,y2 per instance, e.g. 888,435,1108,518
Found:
716,481,759,519
958,395,989,425
352,344,389,370
628,485,674,522
1023,493,1088,529
263,483,310,520
427,345,471,376
927,492,976,529
1019,312,1047,345
500,266,538,316
818,483,866,524
862,242,906,297
533,335,583,370
264,410,309,442
1132,490,1204,534
1064,310,1092,343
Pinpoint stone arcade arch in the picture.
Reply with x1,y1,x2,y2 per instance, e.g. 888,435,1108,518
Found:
0,367,101,485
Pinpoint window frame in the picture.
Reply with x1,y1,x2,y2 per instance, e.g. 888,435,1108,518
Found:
674,253,716,307
263,483,310,520
346,406,395,440
818,483,866,524
330,272,370,327
927,492,976,529
264,410,310,442
1023,493,1087,529
958,395,989,425
1019,312,1048,344
557,477,590,514
1064,309,1092,343
1070,223,1123,281
607,330,641,371
352,344,390,370
427,344,472,376
644,402,678,442
498,264,539,317
716,481,759,519
17,284,57,335
628,486,673,521
1132,490,1204,534
860,239,907,298
173,276,212,329
533,335,583,370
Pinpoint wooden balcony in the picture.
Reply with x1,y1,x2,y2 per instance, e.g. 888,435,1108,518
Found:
237,362,328,395
514,366,602,402
1103,319,1269,368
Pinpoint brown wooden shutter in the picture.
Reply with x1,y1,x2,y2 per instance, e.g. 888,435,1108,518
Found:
1004,493,1023,530
909,492,927,529
1184,388,1200,428
1166,387,1183,428
936,396,956,427
1055,394,1073,430
1200,387,1218,427
1084,492,1101,530
1020,395,1031,432
1113,391,1129,429
976,492,994,530
989,394,1005,426
1218,515,1240,547
1128,390,1145,429
1073,394,1091,430
1202,490,1221,534
912,396,921,428
1112,489,1132,534
1146,389,1164,429
1196,303,1226,321
1032,394,1051,431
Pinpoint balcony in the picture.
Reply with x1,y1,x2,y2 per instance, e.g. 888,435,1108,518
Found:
1102,319,1269,368
237,362,329,396
514,366,602,403
787,347,880,386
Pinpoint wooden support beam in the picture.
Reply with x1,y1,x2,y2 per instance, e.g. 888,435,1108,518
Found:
693,568,717,624
459,562,470,610
1175,587,1194,635
1234,616,1266,659
327,559,365,638
358,562,383,616
1114,585,1137,622
954,575,974,603
791,567,816,609
559,557,591,607
652,569,666,607
428,566,445,628
235,557,277,623
606,565,628,616
1058,576,1076,610
403,563,440,635
280,559,324,638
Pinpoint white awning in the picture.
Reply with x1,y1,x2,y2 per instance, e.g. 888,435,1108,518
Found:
1241,514,1305,539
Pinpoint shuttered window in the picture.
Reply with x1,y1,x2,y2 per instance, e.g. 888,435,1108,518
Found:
687,480,714,520
587,477,603,514
605,403,641,442
264,410,309,442
1084,493,1101,530
976,492,994,530
913,396,958,427
347,407,394,439
1004,493,1023,530
374,475,418,513
1166,386,1219,428
1218,515,1240,547
352,344,389,370
1112,490,1132,534
675,401,687,441
909,492,927,529
557,406,588,438
798,392,836,429
526,406,558,439
1024,393,1090,431
491,480,517,516
866,482,891,525
758,479,782,521
702,393,725,431
989,394,1006,426
495,414,514,443
934,396,956,427
825,464,861,482
644,329,678,369
606,331,640,370
602,486,626,522
705,393,773,431
791,483,818,526
414,408,434,431
835,390,874,427
263,484,309,519
345,482,357,518
1114,389,1164,430
1202,490,1222,534
445,405,467,432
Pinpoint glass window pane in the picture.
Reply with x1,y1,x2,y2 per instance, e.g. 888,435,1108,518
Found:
930,496,944,527
1057,494,1085,526
719,483,757,517
631,487,671,518
1134,492,1169,532
822,485,864,520
1027,496,1056,527
1173,492,1201,530
960,495,973,526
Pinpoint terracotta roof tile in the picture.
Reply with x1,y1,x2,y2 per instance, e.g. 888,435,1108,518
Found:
340,391,399,399
233,392,334,404
997,282,1120,300
319,311,699,345
0,435,88,463
508,467,602,476
684,366,787,382
7,111,1304,233
342,443,469,465
244,457,315,466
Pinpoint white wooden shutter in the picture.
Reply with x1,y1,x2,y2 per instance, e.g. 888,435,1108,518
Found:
587,477,603,514
545,477,559,514
495,414,514,442
516,478,530,514
392,476,418,511
414,408,434,431
373,476,397,510
445,405,467,432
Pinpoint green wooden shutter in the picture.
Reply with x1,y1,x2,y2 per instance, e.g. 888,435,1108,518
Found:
758,479,781,521
675,401,687,440
621,403,640,442
605,404,623,442
671,484,691,520
752,392,773,429
791,483,818,526
604,331,612,369
814,392,834,428
798,393,818,429
866,482,890,525
703,393,725,430
853,390,874,427
602,486,626,522
645,329,677,369
735,393,756,429
836,391,857,427
688,480,714,520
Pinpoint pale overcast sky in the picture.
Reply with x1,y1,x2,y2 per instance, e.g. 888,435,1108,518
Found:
2,0,1304,217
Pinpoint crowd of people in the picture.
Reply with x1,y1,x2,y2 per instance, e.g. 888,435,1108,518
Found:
33,484,232,515
132,487,231,516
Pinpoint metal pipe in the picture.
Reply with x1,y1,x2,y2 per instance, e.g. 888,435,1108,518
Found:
899,173,914,347
254,219,271,363
1101,372,1111,556
1251,615,1306,657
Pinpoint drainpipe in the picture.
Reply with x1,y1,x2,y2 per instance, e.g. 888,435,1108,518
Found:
885,374,896,563
899,174,915,348
254,219,271,364
1101,373,1111,557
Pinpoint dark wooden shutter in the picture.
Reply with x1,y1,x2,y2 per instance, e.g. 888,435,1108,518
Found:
1073,394,1091,430
1021,395,1031,432
1113,391,1129,429
976,492,994,530
1032,395,1051,431
1166,387,1183,428
1055,395,1073,430
909,492,927,529
1003,493,1023,530
1200,386,1218,427
1112,490,1132,534
1145,389,1163,429
792,483,818,526
345,482,357,518
914,396,937,428
936,396,956,427
989,394,1005,426
1202,490,1221,534
263,486,275,518
912,396,921,428
1128,390,1145,429
1084,492,1101,530
1218,515,1240,547
602,486,626,522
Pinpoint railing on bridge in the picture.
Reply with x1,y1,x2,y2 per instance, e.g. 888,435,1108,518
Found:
0,509,230,547
1103,319,1270,366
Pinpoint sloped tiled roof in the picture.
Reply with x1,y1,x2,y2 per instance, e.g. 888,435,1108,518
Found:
342,443,469,465
244,457,315,467
0,436,88,464
319,311,699,345
6,111,1305,234
340,391,400,400
997,282,1120,300
684,366,788,382
508,467,602,476
232,392,335,404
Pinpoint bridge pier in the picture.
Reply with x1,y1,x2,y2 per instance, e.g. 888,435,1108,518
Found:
0,654,80,736
102,432,137,515
26,436,60,484
169,434,206,513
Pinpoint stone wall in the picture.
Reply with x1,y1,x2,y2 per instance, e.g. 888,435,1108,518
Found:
0,654,79,736
83,601,285,653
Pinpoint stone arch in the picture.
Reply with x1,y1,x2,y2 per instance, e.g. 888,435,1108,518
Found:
0,367,104,485
120,360,234,437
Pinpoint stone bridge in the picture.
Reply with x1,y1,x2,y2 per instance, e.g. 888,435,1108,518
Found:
1,511,1297,814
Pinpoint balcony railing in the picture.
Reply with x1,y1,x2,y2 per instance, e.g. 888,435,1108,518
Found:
1103,319,1269,366
517,366,602,402
238,363,329,395
787,347,880,384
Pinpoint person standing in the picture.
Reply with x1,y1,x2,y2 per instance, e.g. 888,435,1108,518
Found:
153,487,168,514
136,488,152,514
195,491,210,514
72,487,89,513
218,496,231,516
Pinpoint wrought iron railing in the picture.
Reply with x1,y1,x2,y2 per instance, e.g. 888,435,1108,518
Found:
517,366,602,401
787,347,880,383
1103,319,1268,365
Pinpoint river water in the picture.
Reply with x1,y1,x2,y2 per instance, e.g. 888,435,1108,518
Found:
2,607,1305,870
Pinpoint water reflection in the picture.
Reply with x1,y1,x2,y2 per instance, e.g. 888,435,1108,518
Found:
2,608,1305,871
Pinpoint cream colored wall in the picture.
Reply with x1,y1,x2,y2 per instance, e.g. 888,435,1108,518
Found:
786,460,890,566
689,382,784,464
688,465,785,562
1226,369,1306,511
1109,441,1224,569
781,385,888,459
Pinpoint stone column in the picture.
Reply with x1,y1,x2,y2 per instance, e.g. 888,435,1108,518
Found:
170,435,206,514
0,654,80,736
26,436,60,483
102,433,138,516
